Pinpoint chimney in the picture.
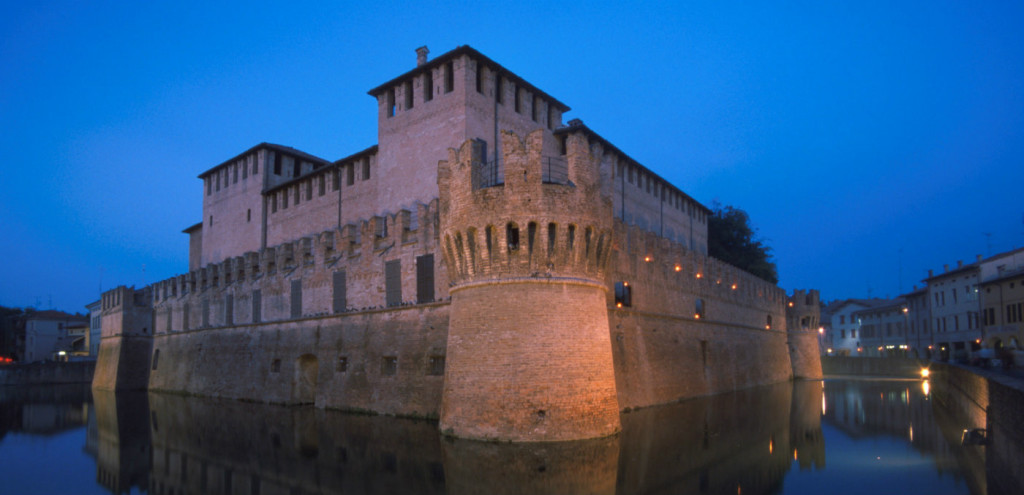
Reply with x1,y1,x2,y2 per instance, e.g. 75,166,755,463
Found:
976,254,982,262
928,269,933,277
416,46,429,67
944,264,949,272
958,260,963,268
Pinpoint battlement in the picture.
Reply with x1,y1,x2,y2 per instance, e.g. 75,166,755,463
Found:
150,199,444,332
786,289,821,333
439,129,613,287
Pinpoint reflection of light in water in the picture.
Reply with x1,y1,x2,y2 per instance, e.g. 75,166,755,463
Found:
769,436,773,454
822,393,827,416
922,380,930,396
909,424,914,442
793,449,798,460
903,388,908,404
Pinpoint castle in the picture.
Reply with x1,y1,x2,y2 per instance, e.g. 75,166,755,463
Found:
93,45,822,442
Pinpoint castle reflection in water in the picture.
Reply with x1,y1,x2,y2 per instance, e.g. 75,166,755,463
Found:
2,378,1018,494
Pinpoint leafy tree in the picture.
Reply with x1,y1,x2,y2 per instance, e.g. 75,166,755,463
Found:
707,203,778,284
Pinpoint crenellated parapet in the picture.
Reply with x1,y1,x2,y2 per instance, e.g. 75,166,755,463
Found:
149,198,444,332
610,219,789,330
786,289,821,333
438,129,614,287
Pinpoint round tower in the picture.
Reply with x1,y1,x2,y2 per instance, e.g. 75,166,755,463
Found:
786,289,824,379
437,129,621,442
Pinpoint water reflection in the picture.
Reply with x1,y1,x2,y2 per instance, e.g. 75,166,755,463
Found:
6,376,1019,494
0,384,90,439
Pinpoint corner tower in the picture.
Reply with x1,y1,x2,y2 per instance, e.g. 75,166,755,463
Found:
786,289,824,379
438,129,621,441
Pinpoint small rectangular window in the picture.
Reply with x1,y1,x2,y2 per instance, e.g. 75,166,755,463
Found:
514,85,521,113
532,94,541,122
428,356,445,376
416,254,435,303
252,289,261,323
319,176,326,196
332,270,347,313
506,224,520,252
385,260,402,307
381,356,397,376
271,359,281,373
475,63,484,93
387,88,396,117
362,159,371,180
404,79,414,109
614,282,632,308
495,75,502,103
290,279,302,318
337,356,348,372
274,153,282,175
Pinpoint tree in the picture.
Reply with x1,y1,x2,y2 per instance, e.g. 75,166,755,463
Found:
707,203,778,284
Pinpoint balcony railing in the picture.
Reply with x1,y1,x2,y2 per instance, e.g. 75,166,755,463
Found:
473,156,570,189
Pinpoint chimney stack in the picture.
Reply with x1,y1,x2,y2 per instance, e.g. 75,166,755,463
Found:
416,46,429,67
976,254,983,262
958,260,963,268
928,269,934,277
944,264,949,272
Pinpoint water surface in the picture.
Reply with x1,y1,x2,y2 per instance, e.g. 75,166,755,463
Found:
0,378,1009,494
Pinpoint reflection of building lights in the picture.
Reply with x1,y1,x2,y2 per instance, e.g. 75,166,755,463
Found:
769,438,774,454
909,425,914,442
822,394,827,415
922,380,930,395
793,449,798,460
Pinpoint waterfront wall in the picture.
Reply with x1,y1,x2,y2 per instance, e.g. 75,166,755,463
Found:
930,363,1024,494
0,361,95,386
821,356,928,377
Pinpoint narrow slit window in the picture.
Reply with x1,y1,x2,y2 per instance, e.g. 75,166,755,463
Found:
506,223,520,252
495,75,502,103
423,71,433,101
695,299,705,319
475,63,484,93
567,224,576,251
527,222,537,257
547,223,556,256
387,88,396,117
444,62,454,93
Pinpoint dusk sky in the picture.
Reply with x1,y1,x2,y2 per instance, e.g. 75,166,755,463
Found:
2,1,1022,312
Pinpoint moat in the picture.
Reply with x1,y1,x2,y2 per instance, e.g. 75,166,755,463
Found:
0,378,1017,495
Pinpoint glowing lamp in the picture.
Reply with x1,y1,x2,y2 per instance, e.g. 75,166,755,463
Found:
674,265,682,272
920,368,930,379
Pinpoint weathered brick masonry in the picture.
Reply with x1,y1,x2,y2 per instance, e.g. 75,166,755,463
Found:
93,45,821,442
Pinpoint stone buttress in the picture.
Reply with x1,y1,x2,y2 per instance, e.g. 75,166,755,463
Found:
438,129,621,441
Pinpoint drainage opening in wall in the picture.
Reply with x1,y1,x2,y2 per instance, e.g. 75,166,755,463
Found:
536,409,546,420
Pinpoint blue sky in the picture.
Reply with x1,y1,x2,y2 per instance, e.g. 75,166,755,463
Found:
2,1,1023,312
